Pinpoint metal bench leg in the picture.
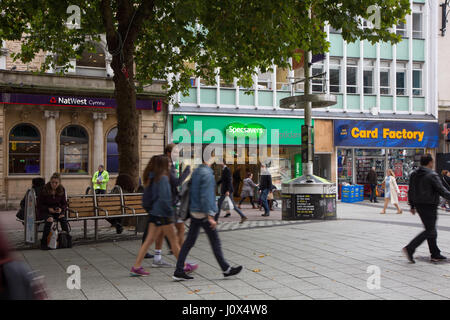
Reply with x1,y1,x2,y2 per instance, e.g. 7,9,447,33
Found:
34,224,38,247
135,217,138,235
95,220,98,240
84,220,87,239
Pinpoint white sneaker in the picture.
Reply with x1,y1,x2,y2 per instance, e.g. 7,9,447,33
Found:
152,259,174,268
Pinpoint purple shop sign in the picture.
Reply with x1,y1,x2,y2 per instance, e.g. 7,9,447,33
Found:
0,93,159,110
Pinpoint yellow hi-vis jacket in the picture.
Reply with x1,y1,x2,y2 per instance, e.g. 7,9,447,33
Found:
92,170,109,190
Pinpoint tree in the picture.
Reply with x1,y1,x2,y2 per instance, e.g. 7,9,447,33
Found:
0,0,410,186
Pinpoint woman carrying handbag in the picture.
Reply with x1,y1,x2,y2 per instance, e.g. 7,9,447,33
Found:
380,169,403,214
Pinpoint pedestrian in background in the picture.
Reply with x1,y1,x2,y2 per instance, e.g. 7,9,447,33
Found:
215,163,247,223
380,169,402,214
259,163,273,217
366,166,378,203
233,169,242,198
238,172,258,209
92,165,109,194
173,153,242,281
440,170,450,209
403,154,450,263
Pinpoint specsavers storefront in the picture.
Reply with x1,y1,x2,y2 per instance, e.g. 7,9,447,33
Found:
334,120,439,199
172,115,333,191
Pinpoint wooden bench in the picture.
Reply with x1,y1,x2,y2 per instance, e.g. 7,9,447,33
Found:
23,186,149,245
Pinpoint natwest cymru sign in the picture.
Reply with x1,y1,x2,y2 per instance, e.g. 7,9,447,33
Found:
334,120,438,148
1,93,159,110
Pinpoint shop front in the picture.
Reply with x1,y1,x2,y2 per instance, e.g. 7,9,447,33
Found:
334,120,439,200
1,91,165,207
172,115,333,194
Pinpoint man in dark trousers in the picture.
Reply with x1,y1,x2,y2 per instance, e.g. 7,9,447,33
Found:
215,163,247,223
366,167,378,203
403,154,450,263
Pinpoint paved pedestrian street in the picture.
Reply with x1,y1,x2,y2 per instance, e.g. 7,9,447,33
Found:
11,201,450,300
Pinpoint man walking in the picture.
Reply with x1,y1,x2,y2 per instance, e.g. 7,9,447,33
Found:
403,154,450,263
215,163,247,223
173,155,243,280
367,166,378,203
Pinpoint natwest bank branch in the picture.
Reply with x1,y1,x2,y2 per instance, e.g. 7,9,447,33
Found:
334,120,439,200
0,89,165,208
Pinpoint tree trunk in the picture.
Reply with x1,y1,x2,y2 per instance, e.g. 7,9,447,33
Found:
111,53,140,189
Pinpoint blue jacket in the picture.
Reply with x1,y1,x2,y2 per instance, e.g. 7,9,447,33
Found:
190,164,217,216
143,174,174,218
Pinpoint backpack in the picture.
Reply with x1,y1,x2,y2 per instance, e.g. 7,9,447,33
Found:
142,181,157,212
57,222,72,249
178,179,192,221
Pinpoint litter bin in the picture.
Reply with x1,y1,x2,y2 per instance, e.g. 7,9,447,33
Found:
281,174,337,220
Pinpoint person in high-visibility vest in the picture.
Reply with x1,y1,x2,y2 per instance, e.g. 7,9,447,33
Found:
92,165,109,194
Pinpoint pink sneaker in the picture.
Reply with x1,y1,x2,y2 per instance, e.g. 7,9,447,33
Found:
184,263,198,273
130,266,149,277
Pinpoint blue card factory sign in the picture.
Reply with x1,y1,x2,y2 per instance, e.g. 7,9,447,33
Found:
334,120,439,148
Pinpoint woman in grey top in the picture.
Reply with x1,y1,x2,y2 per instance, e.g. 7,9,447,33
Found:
238,173,258,209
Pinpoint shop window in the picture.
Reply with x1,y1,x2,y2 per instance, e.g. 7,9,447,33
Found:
388,149,424,184
60,125,89,174
380,61,390,95
413,63,423,96
107,127,119,174
257,70,272,90
76,42,107,77
9,124,41,175
346,59,358,94
337,149,353,185
363,60,374,94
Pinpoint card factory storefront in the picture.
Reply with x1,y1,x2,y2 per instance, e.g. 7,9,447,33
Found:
171,114,334,191
334,119,439,199
0,92,164,207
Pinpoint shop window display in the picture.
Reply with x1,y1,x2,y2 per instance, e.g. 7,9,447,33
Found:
355,149,386,185
337,149,353,184
388,149,423,185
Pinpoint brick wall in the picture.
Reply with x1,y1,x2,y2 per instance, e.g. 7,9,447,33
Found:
5,40,46,72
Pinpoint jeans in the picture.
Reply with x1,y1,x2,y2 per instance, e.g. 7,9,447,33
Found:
41,213,69,246
176,217,230,273
370,184,377,202
406,204,440,257
260,189,270,215
215,194,246,221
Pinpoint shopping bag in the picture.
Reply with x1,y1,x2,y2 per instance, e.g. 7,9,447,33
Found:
47,222,58,249
222,196,234,211
267,191,274,201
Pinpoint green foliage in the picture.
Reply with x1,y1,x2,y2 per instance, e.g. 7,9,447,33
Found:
0,0,410,97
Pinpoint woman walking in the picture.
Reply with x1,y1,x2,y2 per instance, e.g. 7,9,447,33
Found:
238,173,258,209
380,169,402,214
440,170,450,209
130,155,196,276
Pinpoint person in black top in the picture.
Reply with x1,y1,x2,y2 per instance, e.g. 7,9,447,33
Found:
366,167,378,203
403,154,450,263
440,170,450,209
215,163,247,223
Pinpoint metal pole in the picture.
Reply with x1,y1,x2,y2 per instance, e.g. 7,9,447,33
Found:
304,49,313,176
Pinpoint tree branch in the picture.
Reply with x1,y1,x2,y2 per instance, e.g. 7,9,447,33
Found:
123,0,155,48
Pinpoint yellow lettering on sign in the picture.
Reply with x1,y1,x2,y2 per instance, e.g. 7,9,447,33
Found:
351,127,360,138
383,128,390,139
407,131,413,139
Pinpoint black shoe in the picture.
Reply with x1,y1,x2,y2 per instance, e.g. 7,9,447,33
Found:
224,265,243,277
115,224,123,234
40,242,50,250
224,213,231,218
173,271,194,281
374,200,379,203
144,253,154,259
431,254,447,262
402,247,415,264
261,213,269,217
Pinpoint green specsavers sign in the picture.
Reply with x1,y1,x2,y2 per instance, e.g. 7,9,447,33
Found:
172,115,309,145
